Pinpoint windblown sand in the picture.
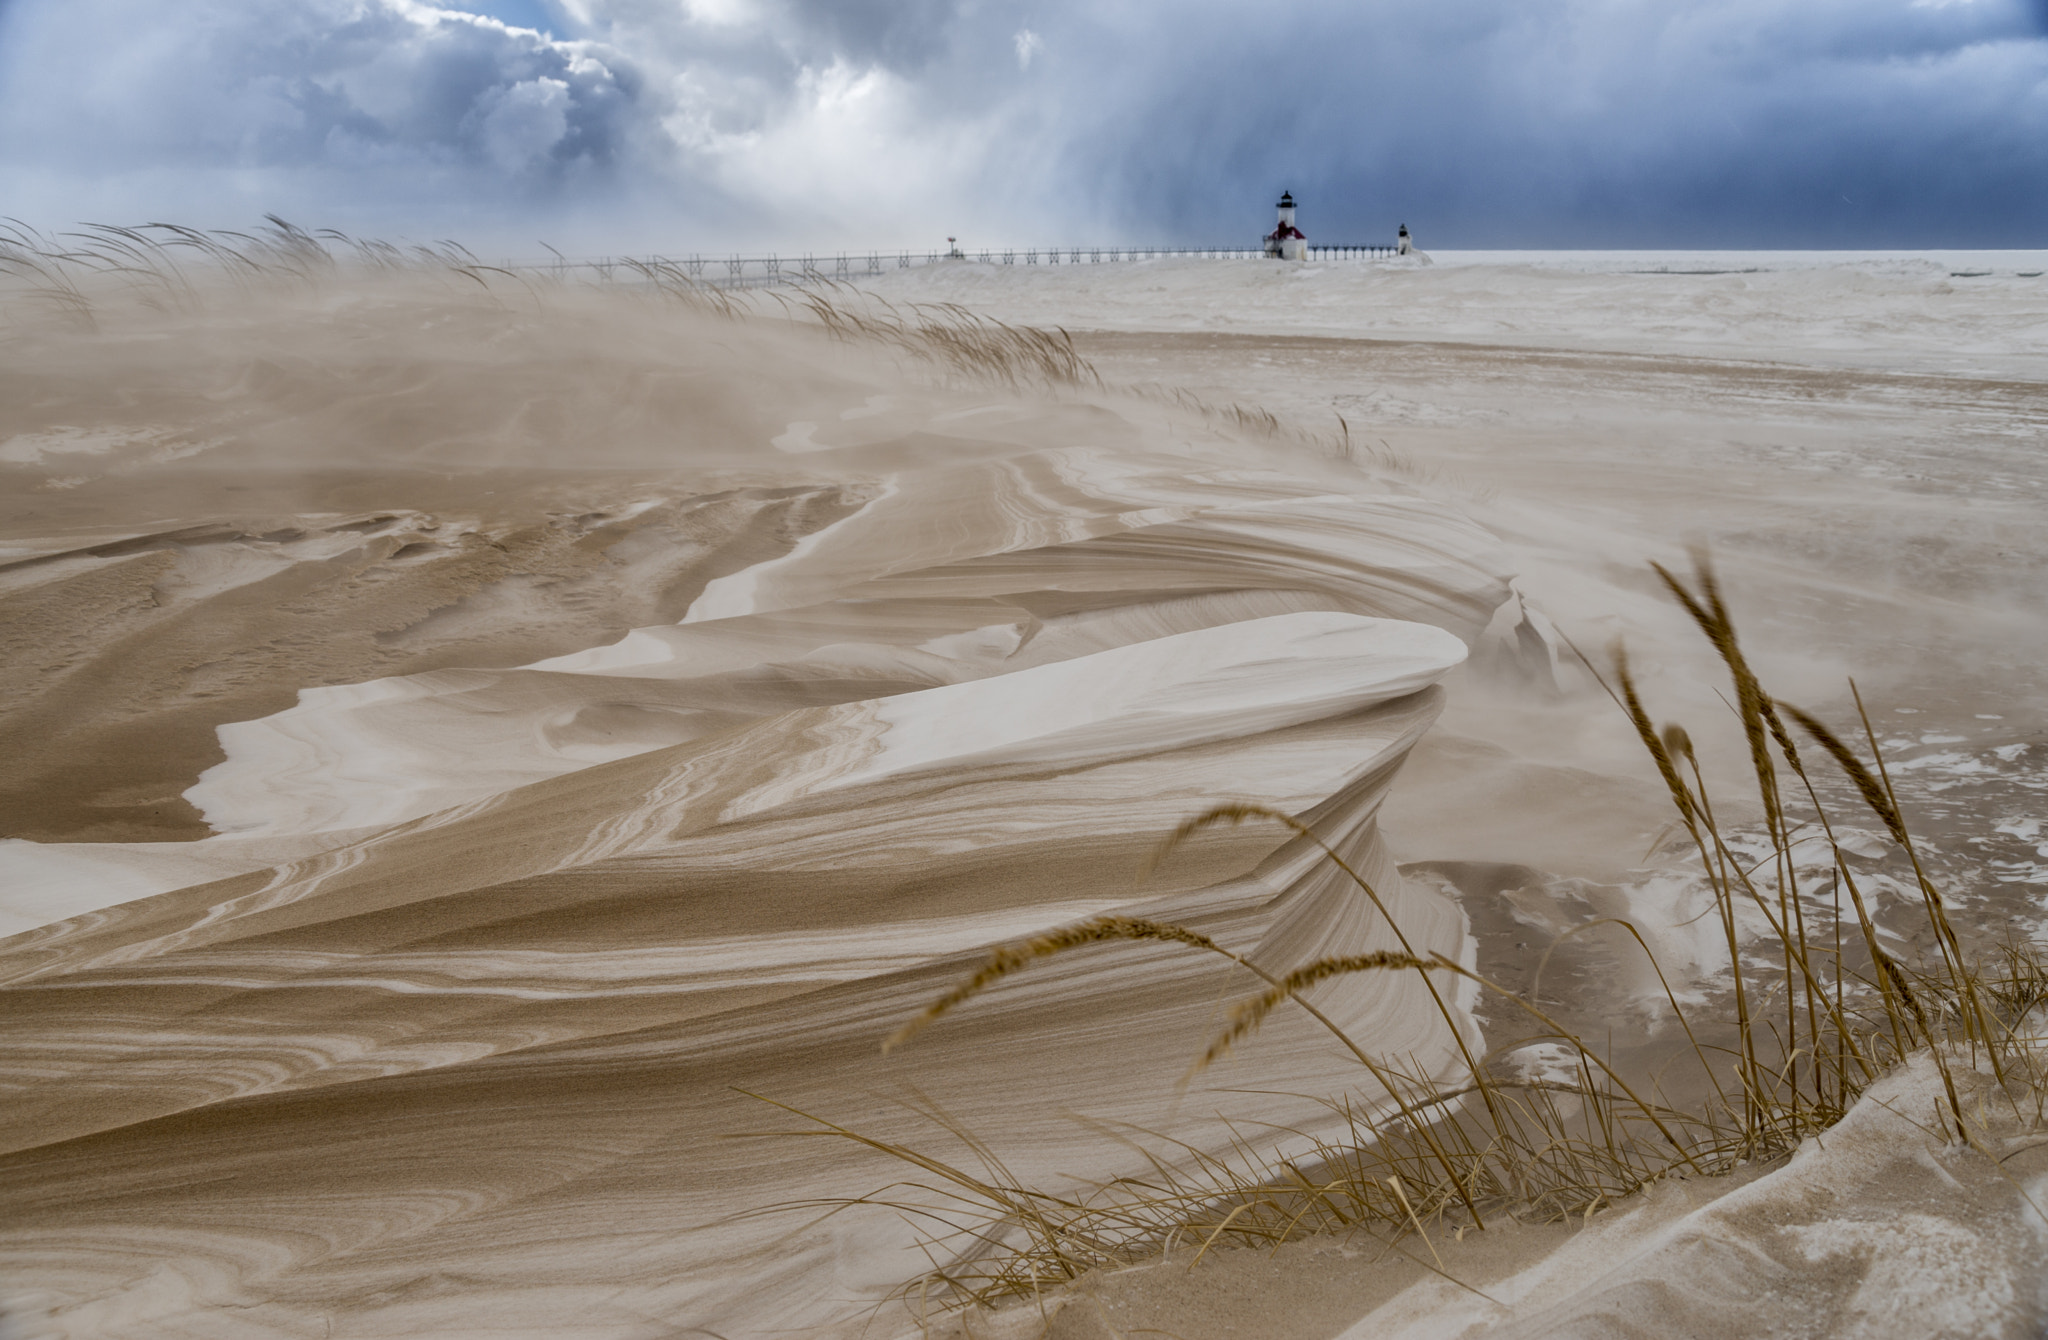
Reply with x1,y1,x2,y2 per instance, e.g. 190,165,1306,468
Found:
1,254,2044,1338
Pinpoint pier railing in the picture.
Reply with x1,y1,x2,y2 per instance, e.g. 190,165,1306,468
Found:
507,244,1400,289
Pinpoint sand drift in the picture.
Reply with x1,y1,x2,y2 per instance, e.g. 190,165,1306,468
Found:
0,274,1539,1337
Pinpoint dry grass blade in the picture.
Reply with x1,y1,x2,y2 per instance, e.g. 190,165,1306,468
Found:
1615,649,1703,830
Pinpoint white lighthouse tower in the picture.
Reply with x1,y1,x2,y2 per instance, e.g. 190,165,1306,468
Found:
1264,190,1307,261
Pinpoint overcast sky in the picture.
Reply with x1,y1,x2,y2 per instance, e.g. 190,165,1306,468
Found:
1,0,2044,253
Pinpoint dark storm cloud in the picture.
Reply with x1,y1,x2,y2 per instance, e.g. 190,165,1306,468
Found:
1015,0,2048,245
0,0,2043,246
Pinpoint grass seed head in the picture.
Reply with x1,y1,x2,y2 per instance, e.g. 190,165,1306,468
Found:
1780,703,1910,845
883,917,1227,1054
1199,952,1433,1071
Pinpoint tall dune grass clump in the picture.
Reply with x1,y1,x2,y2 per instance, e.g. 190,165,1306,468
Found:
765,556,2048,1318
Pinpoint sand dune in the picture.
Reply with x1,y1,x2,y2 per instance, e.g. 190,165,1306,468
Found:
0,275,1525,1337
3,254,2044,1338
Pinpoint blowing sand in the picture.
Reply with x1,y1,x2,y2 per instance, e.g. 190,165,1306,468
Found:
1,249,2044,1338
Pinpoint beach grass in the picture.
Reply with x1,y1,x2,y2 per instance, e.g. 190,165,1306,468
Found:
12,220,2029,1326
0,219,1402,475
3,219,1431,503
768,553,2048,1321
0,218,1101,394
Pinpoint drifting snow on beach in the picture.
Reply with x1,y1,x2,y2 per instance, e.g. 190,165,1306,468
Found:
1,246,2045,1338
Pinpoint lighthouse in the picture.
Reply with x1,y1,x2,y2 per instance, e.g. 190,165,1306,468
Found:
1264,191,1307,261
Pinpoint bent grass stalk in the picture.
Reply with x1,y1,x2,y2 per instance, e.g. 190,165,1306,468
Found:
756,554,2048,1320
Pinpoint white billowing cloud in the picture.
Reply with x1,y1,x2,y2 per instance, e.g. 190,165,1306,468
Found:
474,76,573,170
0,0,659,243
675,0,761,25
0,0,2045,248
655,52,1045,249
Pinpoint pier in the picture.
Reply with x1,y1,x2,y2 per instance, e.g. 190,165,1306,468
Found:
514,244,1401,288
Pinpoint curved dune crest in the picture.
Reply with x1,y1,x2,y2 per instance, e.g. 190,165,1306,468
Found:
856,612,1464,783
185,471,1509,840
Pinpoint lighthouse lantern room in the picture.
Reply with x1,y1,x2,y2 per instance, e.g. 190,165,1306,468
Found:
1264,191,1307,261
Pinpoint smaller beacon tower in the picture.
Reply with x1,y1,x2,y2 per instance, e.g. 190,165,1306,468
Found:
1264,191,1307,261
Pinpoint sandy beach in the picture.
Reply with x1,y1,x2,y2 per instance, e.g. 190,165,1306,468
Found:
3,250,2046,1338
